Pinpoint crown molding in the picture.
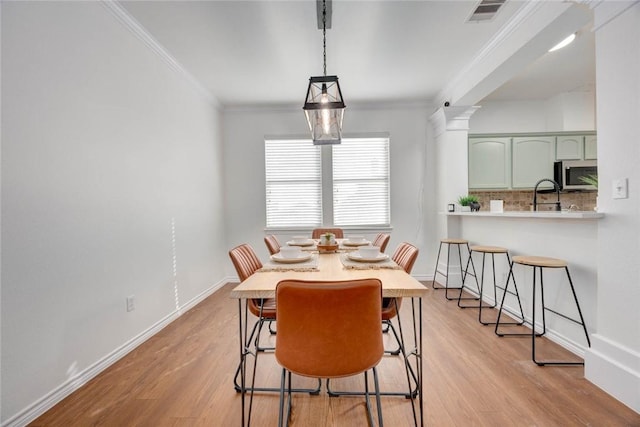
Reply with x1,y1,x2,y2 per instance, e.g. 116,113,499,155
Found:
100,0,220,108
588,0,639,31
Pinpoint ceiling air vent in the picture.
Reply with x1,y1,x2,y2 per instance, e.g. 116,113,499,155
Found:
467,0,506,23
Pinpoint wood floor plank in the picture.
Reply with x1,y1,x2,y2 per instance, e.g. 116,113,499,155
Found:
29,282,640,426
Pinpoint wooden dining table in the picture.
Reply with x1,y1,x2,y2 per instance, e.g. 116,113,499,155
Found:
230,250,428,426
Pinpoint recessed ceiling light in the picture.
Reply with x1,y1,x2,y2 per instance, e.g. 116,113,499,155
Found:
549,33,576,52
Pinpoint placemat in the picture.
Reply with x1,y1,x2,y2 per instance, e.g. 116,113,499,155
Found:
339,253,402,270
259,254,319,272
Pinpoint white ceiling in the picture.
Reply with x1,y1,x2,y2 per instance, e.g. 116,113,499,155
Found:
120,0,595,108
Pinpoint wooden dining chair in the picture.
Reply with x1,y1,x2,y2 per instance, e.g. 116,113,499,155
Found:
373,233,391,253
264,234,281,255
275,278,384,427
311,227,344,239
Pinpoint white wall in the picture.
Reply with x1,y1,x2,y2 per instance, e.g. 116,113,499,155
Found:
222,104,438,278
585,2,640,413
470,92,596,134
1,2,226,424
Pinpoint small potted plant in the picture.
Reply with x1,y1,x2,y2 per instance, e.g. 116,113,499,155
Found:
318,232,338,253
322,232,335,245
458,195,480,212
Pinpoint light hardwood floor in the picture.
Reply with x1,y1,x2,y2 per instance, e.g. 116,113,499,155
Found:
30,282,640,426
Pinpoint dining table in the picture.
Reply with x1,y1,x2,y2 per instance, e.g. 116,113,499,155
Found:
230,243,428,426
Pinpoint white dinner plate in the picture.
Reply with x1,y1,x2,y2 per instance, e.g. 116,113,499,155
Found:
271,252,313,264
347,252,389,263
286,240,315,247
342,240,370,247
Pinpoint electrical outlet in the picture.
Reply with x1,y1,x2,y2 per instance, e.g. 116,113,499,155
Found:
612,178,628,199
126,295,135,312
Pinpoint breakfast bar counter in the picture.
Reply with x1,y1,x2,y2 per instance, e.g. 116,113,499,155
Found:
444,210,603,358
447,210,604,219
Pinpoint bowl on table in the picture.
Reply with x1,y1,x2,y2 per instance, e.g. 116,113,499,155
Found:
280,246,302,259
358,245,380,259
291,236,309,244
347,235,365,244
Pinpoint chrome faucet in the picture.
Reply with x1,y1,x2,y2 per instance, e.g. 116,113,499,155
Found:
533,179,561,211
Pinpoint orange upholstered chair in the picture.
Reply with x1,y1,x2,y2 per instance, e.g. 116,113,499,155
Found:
383,242,419,355
311,227,344,239
228,243,275,321
275,279,384,426
264,234,281,255
373,233,391,253
228,244,275,391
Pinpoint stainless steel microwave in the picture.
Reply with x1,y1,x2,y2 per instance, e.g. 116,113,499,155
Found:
554,160,597,190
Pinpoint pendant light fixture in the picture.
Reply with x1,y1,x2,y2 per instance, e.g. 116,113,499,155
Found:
303,0,345,145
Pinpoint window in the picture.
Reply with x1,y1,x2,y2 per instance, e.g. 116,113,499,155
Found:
265,139,322,227
265,136,390,228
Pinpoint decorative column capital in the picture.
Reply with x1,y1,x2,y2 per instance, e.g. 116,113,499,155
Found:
429,106,481,137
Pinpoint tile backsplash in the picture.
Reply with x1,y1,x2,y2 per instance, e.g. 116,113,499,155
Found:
469,190,597,212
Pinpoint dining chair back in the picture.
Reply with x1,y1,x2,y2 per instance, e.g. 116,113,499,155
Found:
311,227,344,239
382,242,419,319
382,242,420,356
275,278,384,426
264,234,281,255
392,242,419,275
373,233,391,253
228,244,275,319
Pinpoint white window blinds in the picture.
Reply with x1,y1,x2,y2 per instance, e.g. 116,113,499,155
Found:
332,137,390,226
265,139,322,227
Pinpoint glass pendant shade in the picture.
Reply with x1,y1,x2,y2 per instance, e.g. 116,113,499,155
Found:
303,75,345,145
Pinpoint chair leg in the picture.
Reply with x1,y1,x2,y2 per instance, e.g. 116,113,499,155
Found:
478,253,499,324
533,267,590,366
431,242,444,290
494,262,528,336
477,253,508,325
364,371,374,427
278,368,286,427
457,250,484,308
383,319,402,355
373,367,384,427
445,243,465,300
565,267,591,347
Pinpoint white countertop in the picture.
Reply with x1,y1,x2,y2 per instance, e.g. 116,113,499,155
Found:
447,211,604,219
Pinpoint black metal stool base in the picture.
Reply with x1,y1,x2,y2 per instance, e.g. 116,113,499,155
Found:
432,240,475,301
460,250,526,326
495,260,591,366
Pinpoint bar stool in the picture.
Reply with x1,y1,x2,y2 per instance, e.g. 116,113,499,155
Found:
432,238,478,300
495,255,591,366
458,245,525,326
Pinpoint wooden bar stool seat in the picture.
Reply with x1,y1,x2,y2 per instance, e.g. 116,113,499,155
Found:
432,238,479,300
495,255,591,366
512,255,567,268
458,245,525,326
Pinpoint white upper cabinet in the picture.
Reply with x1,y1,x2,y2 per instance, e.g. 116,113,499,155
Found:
468,132,596,190
468,137,511,189
584,135,598,159
512,137,556,188
556,135,584,160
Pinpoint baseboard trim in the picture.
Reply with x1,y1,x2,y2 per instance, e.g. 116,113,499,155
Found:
585,334,640,414
2,279,229,427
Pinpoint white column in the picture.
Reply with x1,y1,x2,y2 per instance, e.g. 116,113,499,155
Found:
429,106,480,285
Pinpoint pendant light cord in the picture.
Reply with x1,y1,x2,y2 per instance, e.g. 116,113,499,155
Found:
322,0,327,77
